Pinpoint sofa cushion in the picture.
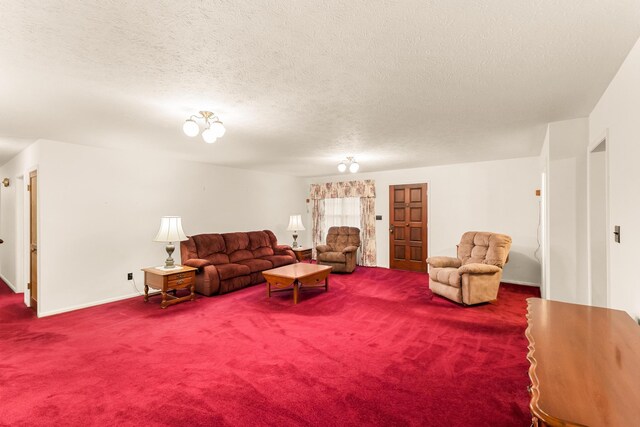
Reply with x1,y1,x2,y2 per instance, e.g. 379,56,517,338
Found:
248,231,275,258
252,246,274,258
317,251,346,263
236,258,273,273
192,234,229,265
248,231,271,250
223,232,250,252
458,231,512,268
260,255,294,268
223,232,254,262
430,267,461,288
229,250,254,263
326,226,360,252
216,263,251,280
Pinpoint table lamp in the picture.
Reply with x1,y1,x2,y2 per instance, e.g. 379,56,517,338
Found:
153,216,188,269
286,214,305,248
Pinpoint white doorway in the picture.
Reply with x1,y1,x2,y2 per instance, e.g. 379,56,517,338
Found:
587,136,609,308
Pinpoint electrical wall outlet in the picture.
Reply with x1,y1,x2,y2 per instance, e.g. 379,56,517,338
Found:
127,273,133,280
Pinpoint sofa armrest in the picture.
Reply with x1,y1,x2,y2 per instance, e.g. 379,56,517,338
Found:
197,264,221,296
426,256,461,268
274,244,293,255
342,245,358,254
183,258,212,269
458,263,501,275
316,244,331,253
274,245,295,260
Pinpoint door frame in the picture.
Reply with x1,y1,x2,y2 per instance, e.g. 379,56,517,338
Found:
22,166,40,315
388,182,430,271
586,130,610,308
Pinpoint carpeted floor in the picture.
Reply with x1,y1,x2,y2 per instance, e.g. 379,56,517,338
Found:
0,267,539,426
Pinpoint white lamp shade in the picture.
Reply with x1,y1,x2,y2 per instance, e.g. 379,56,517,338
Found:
153,216,188,242
286,214,305,231
183,119,199,137
210,121,226,137
337,162,347,172
349,161,360,173
202,127,217,144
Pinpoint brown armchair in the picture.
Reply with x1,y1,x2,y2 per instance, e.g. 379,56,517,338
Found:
316,226,361,273
426,231,512,305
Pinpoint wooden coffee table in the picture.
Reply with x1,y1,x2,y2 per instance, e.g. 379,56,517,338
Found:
262,263,332,304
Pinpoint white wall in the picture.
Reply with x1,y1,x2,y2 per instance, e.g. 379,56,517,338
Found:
543,118,589,304
306,157,541,285
589,36,640,320
0,141,41,294
539,128,550,299
588,149,607,307
0,139,306,316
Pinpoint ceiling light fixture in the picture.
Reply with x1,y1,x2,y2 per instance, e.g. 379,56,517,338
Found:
338,157,359,173
183,111,226,144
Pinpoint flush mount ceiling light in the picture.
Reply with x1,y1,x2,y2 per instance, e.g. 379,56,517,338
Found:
182,111,226,144
338,156,359,173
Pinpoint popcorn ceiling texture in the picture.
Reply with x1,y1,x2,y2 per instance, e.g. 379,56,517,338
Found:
0,1,639,174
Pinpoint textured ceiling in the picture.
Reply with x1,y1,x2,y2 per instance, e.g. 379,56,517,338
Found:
1,1,639,176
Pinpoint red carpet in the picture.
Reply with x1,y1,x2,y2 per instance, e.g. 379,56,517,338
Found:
0,267,539,426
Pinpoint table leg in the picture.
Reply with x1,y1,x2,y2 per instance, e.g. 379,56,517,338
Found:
267,281,271,298
325,275,329,292
144,284,149,302
293,281,299,304
161,289,168,309
190,283,196,301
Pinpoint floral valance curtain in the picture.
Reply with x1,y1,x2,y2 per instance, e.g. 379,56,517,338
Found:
309,180,376,200
310,180,376,266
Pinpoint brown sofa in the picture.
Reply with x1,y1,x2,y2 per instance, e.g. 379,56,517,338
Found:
180,230,296,296
316,226,361,273
426,231,512,305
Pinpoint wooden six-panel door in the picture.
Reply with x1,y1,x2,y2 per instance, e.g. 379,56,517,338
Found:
389,183,428,272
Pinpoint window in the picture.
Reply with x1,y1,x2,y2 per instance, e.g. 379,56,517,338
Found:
323,197,360,241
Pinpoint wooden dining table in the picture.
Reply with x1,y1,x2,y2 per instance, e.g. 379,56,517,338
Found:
526,298,640,426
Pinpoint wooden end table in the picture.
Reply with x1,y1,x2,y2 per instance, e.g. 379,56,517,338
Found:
141,265,197,309
292,247,312,262
262,263,332,304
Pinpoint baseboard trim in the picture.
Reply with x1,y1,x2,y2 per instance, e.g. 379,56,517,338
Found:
38,292,140,318
0,272,17,292
503,280,540,287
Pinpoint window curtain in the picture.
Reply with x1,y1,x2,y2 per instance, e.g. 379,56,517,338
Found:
311,199,325,260
310,180,376,266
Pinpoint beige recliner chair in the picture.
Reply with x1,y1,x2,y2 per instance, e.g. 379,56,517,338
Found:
426,231,512,305
316,226,361,273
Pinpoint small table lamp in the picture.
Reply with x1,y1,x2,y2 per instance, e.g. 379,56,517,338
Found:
153,216,188,269
287,214,305,248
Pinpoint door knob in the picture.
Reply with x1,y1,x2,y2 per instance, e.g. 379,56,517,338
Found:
389,225,395,233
